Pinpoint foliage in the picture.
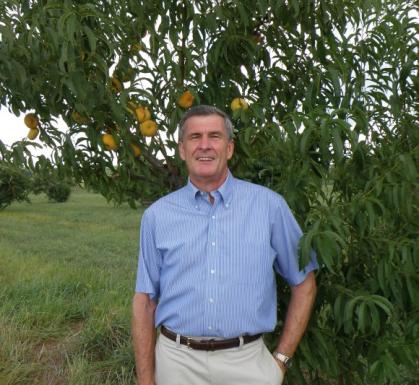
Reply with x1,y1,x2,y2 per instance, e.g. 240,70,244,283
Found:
0,160,31,209
45,180,71,202
0,1,418,384
0,141,72,203
32,154,73,202
0,141,33,209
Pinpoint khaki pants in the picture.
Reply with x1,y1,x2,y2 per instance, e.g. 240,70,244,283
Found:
155,333,284,385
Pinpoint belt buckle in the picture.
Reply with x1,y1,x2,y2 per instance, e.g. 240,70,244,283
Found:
186,337,192,349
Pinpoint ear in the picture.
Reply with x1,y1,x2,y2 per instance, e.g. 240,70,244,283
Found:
179,141,186,161
227,140,234,160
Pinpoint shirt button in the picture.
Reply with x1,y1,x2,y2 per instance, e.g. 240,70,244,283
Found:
225,203,229,208
195,205,198,209
211,242,215,246
212,215,216,219
210,269,215,274
208,326,212,330
209,298,214,303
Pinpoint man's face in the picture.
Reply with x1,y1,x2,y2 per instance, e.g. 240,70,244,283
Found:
179,114,234,189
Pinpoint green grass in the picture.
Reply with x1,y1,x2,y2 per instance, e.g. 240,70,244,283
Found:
0,189,142,385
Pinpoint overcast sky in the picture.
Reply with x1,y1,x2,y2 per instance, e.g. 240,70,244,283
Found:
0,107,56,157
0,108,29,145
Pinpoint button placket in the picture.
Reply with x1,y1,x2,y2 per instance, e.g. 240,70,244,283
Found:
205,199,219,333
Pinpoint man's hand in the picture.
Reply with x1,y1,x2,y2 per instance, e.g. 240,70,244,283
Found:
273,356,287,375
132,293,157,385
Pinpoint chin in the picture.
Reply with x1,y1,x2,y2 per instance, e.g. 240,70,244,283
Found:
194,166,216,176
195,172,216,179
191,168,218,179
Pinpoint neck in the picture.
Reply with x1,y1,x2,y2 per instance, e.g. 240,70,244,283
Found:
190,170,228,193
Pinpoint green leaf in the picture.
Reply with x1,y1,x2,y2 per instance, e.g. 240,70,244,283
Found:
315,232,337,273
333,294,344,330
299,225,317,269
370,295,393,317
357,301,367,333
300,125,312,155
66,13,78,42
327,67,342,99
332,126,344,160
343,297,357,334
83,26,97,53
389,94,401,116
368,302,380,334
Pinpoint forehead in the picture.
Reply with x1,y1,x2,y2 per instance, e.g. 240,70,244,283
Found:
183,114,226,135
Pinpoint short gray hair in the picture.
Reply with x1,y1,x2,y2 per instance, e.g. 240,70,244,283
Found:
178,105,234,141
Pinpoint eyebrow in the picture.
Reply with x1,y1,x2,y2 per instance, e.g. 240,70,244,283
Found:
187,130,224,137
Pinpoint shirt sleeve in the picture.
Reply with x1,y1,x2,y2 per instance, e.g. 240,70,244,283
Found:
135,209,162,301
271,195,318,286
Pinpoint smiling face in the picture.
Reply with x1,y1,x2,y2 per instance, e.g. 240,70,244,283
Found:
179,114,234,192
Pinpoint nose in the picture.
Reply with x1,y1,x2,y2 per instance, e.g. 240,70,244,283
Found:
197,134,211,150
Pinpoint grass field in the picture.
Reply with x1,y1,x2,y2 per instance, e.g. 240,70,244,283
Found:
0,189,142,385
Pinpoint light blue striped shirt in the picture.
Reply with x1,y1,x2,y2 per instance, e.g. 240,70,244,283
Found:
135,172,318,338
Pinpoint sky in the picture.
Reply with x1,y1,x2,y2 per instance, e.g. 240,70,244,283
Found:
0,107,57,158
1,107,29,145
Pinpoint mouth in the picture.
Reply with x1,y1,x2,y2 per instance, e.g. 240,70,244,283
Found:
196,157,214,162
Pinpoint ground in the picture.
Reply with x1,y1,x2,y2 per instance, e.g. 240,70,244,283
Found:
0,188,141,385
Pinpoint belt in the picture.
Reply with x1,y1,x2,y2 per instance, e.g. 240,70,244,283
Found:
160,326,262,351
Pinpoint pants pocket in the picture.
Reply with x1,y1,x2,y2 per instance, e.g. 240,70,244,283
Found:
262,345,285,385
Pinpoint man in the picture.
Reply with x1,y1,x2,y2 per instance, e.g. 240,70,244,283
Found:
132,105,318,385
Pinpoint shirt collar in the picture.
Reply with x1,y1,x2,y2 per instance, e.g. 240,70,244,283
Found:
217,170,234,206
186,170,235,208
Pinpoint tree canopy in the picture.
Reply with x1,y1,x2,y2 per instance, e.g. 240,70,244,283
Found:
1,1,418,384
